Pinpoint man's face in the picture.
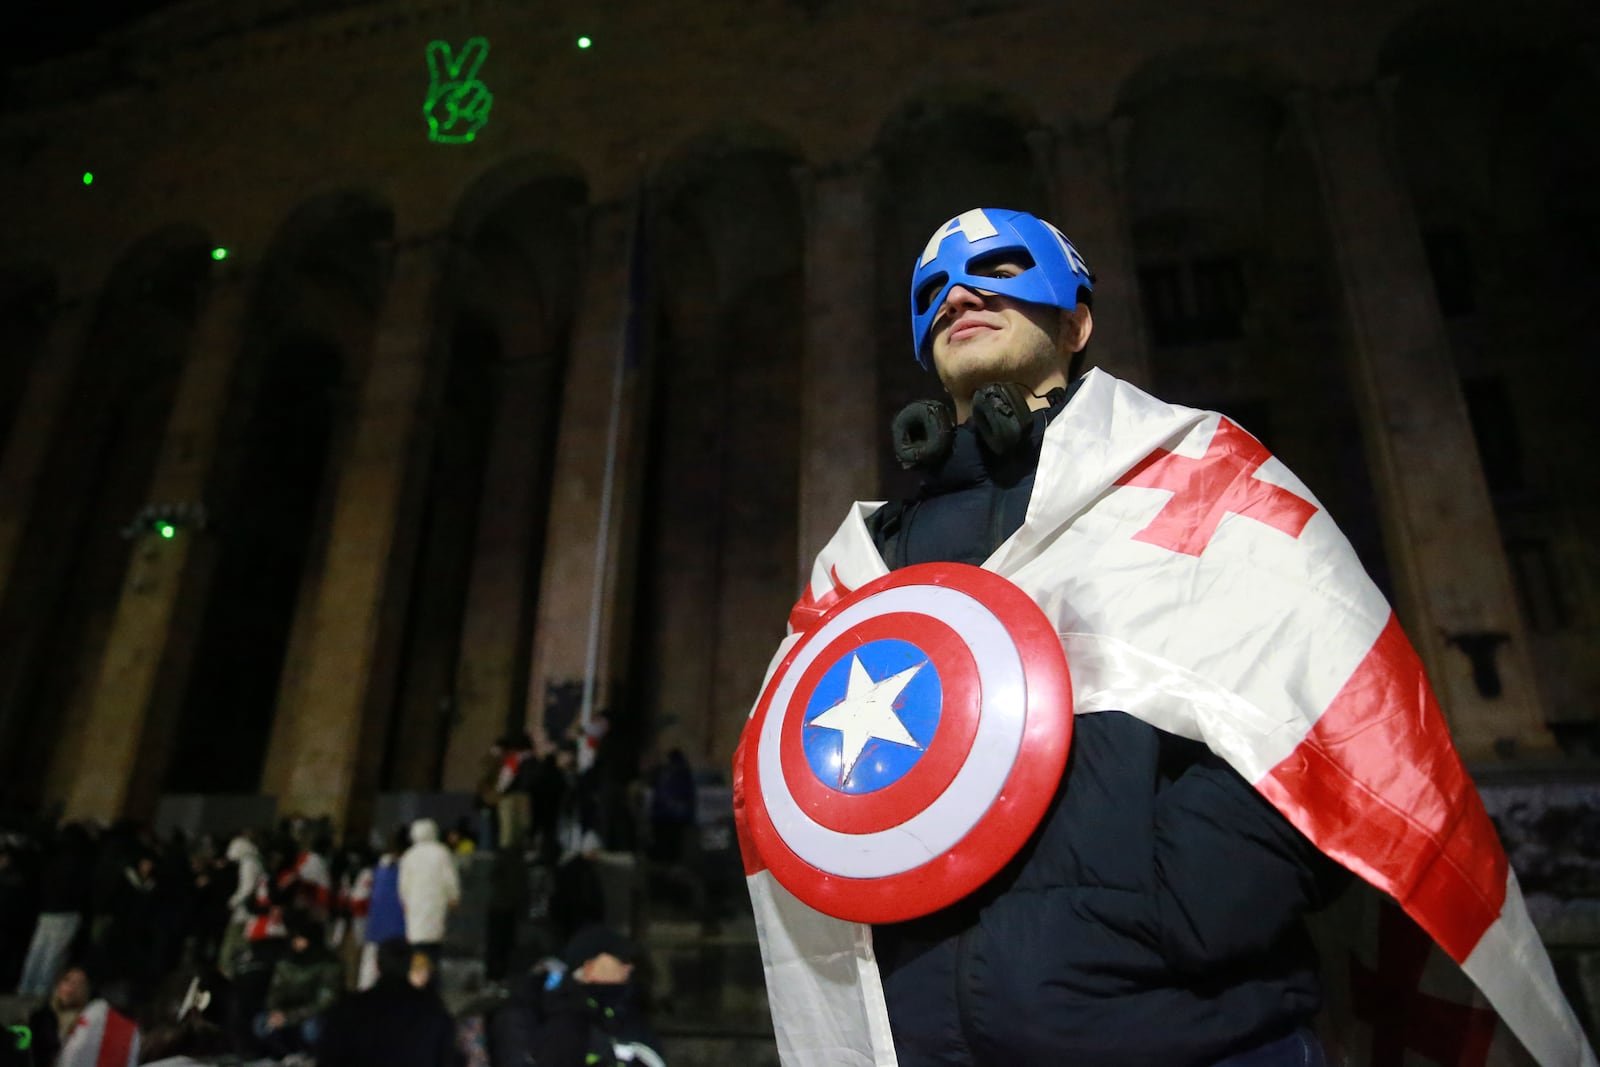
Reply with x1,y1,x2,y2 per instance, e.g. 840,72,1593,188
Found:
926,261,1071,417
54,968,89,1011
408,952,432,988
577,952,633,985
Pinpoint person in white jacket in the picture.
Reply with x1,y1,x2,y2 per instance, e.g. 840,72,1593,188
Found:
217,832,265,978
397,819,459,969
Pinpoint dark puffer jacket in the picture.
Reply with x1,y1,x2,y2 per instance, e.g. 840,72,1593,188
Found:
490,968,662,1067
868,393,1347,1066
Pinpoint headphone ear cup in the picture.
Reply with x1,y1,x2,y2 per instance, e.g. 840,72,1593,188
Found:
891,399,956,470
969,382,1032,456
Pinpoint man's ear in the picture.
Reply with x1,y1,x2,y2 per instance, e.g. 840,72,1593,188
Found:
1060,304,1093,355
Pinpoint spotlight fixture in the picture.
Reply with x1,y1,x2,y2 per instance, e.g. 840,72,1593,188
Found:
121,502,210,541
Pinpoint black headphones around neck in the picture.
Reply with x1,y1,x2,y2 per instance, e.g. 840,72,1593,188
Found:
891,382,1062,470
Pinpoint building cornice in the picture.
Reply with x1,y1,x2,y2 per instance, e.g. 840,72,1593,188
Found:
4,0,491,113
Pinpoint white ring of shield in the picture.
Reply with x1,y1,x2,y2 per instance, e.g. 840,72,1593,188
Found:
757,583,1027,879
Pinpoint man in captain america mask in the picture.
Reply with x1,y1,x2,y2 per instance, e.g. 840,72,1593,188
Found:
911,207,1094,414
734,208,1594,1067
872,208,1343,1065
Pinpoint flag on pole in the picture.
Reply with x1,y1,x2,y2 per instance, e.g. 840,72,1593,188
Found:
735,368,1595,1067
581,187,650,738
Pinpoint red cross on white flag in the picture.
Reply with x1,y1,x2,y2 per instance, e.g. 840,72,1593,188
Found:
1113,416,1318,556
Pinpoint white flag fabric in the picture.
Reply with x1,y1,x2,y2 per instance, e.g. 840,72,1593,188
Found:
733,369,1594,1067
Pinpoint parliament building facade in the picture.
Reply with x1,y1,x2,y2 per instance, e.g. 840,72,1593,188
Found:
0,0,1595,866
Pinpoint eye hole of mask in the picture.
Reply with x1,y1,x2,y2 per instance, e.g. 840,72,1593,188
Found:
964,248,1035,280
915,272,949,315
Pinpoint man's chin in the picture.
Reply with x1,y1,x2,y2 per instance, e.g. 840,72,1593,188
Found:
942,370,1009,406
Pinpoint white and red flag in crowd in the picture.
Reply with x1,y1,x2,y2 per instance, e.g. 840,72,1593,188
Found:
283,848,332,914
733,369,1594,1067
56,1000,139,1067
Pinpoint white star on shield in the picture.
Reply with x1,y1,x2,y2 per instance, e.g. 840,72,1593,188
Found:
808,654,925,786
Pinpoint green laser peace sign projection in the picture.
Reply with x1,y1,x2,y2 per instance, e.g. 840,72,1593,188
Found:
424,37,493,144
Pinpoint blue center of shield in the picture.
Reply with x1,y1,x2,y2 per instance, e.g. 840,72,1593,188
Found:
802,638,942,793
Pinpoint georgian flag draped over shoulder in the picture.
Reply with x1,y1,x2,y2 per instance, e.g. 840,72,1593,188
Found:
732,369,1595,1067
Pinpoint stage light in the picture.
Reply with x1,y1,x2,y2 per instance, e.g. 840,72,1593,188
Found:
577,36,592,49
211,247,229,261
120,502,211,541
82,172,94,186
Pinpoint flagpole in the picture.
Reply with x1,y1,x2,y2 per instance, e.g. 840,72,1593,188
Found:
579,192,641,743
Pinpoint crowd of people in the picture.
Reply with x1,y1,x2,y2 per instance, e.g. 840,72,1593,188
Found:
0,727,696,1067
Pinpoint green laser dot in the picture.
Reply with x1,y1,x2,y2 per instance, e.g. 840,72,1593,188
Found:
211,247,229,261
156,523,176,539
577,36,592,48
82,172,94,185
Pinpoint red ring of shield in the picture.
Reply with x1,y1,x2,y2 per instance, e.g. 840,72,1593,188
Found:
741,562,1073,925
778,612,979,835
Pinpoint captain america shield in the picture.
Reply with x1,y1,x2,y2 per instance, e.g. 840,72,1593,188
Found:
741,562,1072,923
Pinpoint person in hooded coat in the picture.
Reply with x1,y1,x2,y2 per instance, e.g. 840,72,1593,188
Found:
397,820,460,967
217,831,264,979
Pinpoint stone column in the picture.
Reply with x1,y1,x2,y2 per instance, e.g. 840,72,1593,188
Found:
797,161,880,572
261,243,443,825
438,321,556,791
1296,86,1552,760
1039,121,1152,388
61,272,252,821
525,205,640,743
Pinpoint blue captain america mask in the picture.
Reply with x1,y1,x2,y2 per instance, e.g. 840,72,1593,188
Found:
909,208,1095,369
